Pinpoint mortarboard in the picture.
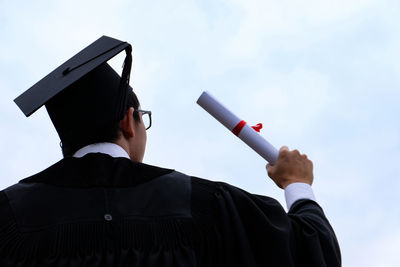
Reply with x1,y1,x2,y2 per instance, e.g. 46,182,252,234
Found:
14,35,135,149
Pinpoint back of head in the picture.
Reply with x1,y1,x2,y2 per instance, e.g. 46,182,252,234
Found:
46,63,140,157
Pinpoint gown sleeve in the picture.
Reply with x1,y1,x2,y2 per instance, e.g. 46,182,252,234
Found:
209,182,341,267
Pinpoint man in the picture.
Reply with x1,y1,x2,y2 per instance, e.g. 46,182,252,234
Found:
0,36,341,266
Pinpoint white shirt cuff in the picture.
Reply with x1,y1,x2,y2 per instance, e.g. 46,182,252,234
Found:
284,183,316,210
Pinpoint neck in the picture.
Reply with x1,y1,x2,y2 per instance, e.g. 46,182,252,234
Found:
114,138,132,160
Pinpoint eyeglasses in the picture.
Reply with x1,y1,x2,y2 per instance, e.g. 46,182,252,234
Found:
134,109,152,130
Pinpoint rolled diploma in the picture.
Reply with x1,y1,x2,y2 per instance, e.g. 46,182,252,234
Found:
197,91,279,164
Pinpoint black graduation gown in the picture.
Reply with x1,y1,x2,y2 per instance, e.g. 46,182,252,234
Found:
0,153,341,266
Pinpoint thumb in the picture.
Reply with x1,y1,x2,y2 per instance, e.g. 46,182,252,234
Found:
266,163,274,173
280,146,289,152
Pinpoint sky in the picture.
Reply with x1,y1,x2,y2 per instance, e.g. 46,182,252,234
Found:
1,0,400,266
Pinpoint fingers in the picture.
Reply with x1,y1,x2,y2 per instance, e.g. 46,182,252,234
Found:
280,146,308,158
308,159,314,170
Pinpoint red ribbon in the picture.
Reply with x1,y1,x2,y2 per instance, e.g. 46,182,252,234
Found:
232,121,263,136
252,123,263,132
232,120,246,136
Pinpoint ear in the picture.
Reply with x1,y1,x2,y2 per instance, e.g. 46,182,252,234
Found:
120,107,135,138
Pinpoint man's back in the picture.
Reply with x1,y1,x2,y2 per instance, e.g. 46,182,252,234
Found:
0,153,340,266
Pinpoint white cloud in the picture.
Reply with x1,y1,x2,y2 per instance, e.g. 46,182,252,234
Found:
226,0,378,59
344,221,400,267
244,68,332,134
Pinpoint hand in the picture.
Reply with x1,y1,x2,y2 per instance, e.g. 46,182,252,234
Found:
266,146,314,189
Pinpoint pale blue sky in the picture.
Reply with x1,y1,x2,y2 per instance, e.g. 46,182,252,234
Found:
1,0,400,266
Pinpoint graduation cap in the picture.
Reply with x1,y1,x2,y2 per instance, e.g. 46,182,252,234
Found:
14,35,136,151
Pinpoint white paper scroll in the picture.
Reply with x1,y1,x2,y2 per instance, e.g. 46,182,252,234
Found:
197,91,279,164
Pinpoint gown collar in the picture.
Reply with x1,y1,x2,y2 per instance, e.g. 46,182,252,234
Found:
19,153,174,187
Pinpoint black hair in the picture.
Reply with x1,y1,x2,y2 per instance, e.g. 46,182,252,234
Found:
60,91,141,157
